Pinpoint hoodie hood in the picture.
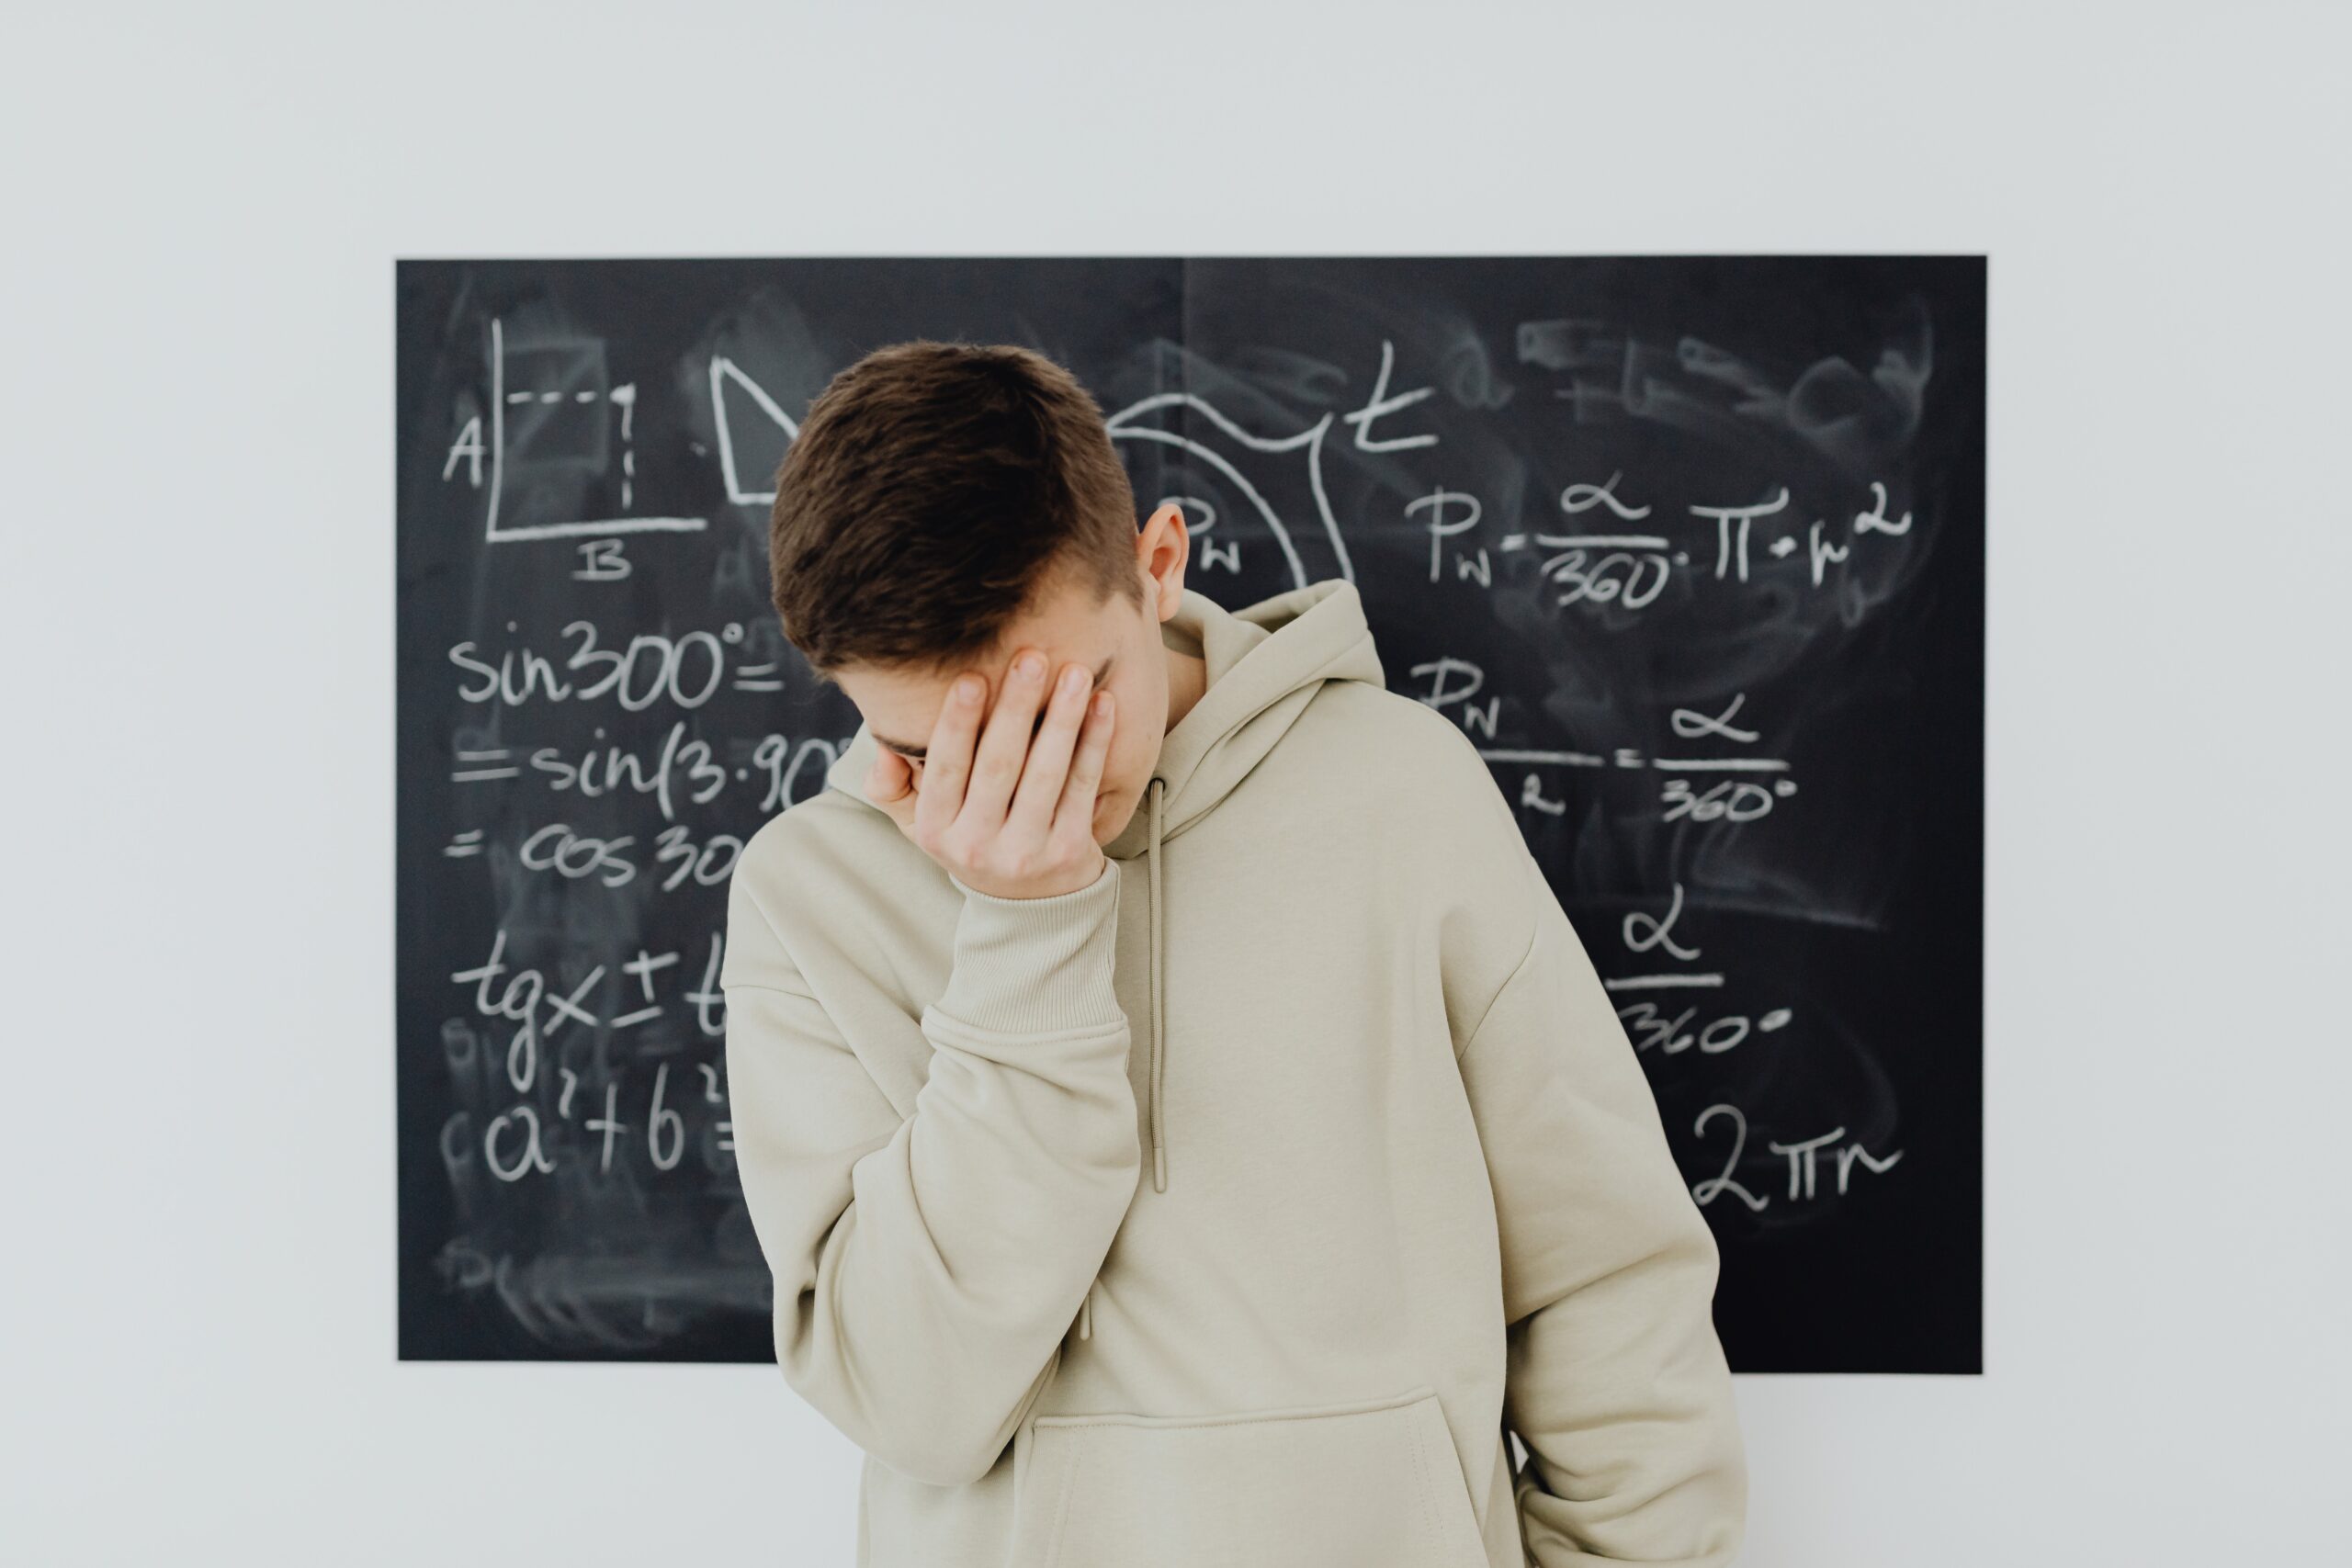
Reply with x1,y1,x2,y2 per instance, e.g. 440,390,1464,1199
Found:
820,577,1385,1228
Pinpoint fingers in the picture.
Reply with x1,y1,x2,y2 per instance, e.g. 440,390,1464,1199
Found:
1003,659,1100,840
910,670,986,846
1054,686,1116,837
898,648,1107,877
961,648,1056,828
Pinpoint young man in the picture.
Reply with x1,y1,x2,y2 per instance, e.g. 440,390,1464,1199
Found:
720,340,1748,1566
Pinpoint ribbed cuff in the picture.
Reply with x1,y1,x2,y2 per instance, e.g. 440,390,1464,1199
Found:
929,858,1125,1036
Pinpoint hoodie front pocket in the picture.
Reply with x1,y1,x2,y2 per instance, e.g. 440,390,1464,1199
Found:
1008,1384,1487,1568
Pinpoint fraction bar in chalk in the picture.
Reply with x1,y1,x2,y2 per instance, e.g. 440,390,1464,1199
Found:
1603,974,1727,990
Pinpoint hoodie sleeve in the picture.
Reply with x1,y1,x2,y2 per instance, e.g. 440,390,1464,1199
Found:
720,854,1141,1487
1455,849,1749,1567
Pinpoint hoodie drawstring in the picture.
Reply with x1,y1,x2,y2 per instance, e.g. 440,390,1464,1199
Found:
1147,773,1169,1194
1079,773,1168,1345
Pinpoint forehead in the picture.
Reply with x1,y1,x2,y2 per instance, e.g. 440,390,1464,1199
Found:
844,582,1131,758
857,649,1118,760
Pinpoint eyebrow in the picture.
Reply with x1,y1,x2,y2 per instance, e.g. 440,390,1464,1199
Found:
876,655,1115,761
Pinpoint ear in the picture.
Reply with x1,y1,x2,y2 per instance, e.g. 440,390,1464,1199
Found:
1137,503,1189,617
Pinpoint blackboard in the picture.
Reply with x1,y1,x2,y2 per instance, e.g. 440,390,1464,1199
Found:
396,254,1984,1373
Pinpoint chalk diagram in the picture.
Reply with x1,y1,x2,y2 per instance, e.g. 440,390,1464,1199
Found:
448,314,1443,593
1104,341,1453,592
445,316,706,544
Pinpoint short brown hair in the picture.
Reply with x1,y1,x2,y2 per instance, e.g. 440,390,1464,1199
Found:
767,339,1144,681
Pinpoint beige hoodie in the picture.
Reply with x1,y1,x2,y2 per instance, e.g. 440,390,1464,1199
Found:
720,578,1747,1566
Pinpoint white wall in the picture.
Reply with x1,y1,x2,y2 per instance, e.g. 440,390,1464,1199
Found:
6,2,2345,1562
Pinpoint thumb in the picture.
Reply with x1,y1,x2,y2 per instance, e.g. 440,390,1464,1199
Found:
865,746,916,818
